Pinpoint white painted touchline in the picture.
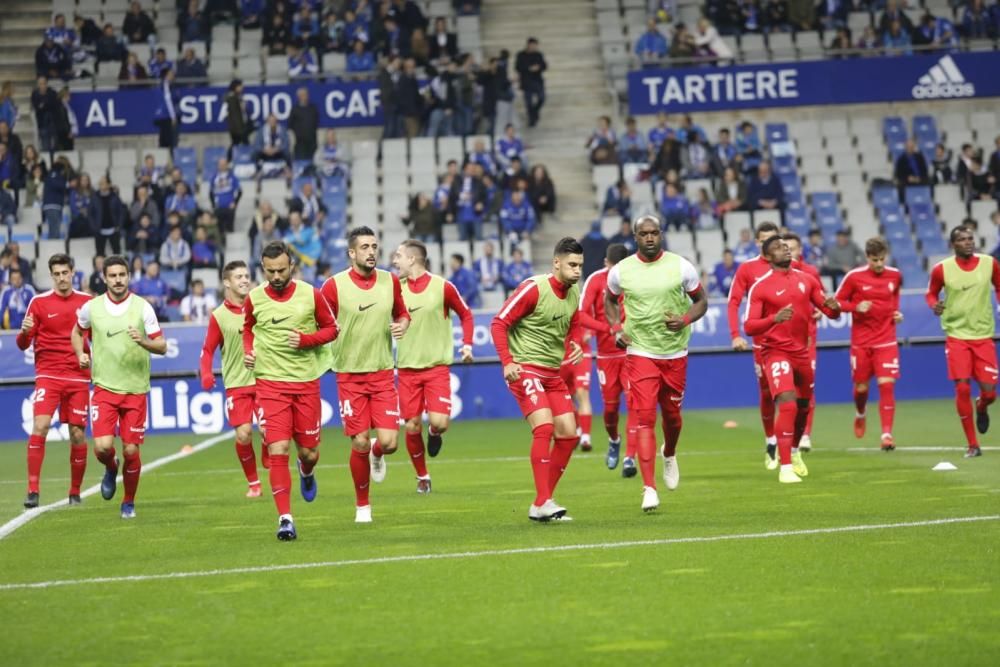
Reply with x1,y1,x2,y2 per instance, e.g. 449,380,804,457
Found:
0,431,235,541
1,514,995,591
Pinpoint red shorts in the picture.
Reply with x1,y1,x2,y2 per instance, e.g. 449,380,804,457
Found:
559,356,592,393
851,344,900,383
91,386,148,445
336,369,400,436
225,385,259,428
625,354,687,413
596,355,627,405
506,365,575,418
945,337,999,384
258,389,321,447
398,365,452,420
761,349,815,399
32,377,90,427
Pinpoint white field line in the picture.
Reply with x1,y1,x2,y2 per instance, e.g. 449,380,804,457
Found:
0,431,234,541
1,514,996,591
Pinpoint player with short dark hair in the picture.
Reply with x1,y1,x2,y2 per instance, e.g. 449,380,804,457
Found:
605,216,708,511
243,242,339,540
492,237,585,521
71,254,168,518
200,260,267,497
744,237,841,483
926,226,1000,458
392,239,475,493
16,254,92,508
322,227,411,523
835,237,903,450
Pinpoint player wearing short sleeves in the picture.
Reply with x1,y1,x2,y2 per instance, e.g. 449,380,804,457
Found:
392,239,474,494
200,260,265,498
743,237,841,484
605,216,708,512
834,237,903,450
726,222,782,468
786,232,823,453
16,254,91,508
491,237,585,522
322,227,410,523
70,255,167,519
925,226,1000,458
242,242,339,541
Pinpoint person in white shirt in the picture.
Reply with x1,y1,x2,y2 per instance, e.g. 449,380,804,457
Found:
159,224,192,270
179,279,217,324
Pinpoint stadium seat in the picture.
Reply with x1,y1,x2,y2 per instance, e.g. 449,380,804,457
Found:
192,268,220,291
871,187,899,211
752,209,782,228
764,123,789,144
882,117,907,145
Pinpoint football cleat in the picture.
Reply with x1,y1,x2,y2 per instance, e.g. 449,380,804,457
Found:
778,466,802,484
976,407,990,435
798,434,812,452
605,439,621,470
100,457,119,500
580,437,593,453
765,452,778,471
662,453,679,491
298,459,317,502
427,430,443,458
416,476,432,494
276,516,297,540
120,502,136,519
23,492,39,509
68,494,82,506
245,485,262,498
880,434,895,451
641,486,660,512
964,446,983,458
528,499,567,522
355,505,373,523
621,456,637,478
854,414,866,439
791,451,809,477
369,449,387,484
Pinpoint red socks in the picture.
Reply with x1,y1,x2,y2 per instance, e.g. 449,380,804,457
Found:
372,441,384,458
406,431,428,477
122,450,142,503
69,444,88,495
955,382,977,447
530,423,554,506
235,441,260,486
976,389,996,414
758,384,775,438
793,400,809,446
625,408,638,459
547,436,577,493
854,388,869,415
604,402,620,440
578,414,592,439
878,382,896,435
26,434,45,494
636,425,657,487
658,396,683,457
269,454,291,515
776,401,797,465
349,449,370,506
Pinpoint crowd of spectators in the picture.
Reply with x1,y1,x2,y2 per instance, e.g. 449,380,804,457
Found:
895,134,1000,204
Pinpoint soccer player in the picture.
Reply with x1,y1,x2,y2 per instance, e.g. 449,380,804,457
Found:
322,227,410,523
577,243,631,471
559,333,593,452
16,254,92,508
243,242,338,540
200,260,267,498
835,237,903,450
925,226,1000,458
744,237,841,483
727,221,782,468
392,239,474,494
492,237,585,522
604,216,708,511
71,255,167,518
785,232,823,452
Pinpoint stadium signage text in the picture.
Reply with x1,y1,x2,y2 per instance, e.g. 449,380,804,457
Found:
640,69,798,106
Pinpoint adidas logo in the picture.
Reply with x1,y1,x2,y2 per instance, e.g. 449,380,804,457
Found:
911,55,975,99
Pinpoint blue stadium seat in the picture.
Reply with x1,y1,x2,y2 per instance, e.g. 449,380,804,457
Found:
904,186,932,208
174,146,197,166
292,160,314,178
891,237,919,258
202,146,227,174
764,122,789,144
773,155,796,176
912,115,938,143
811,192,839,214
178,163,197,186
872,186,899,211
785,207,809,230
888,141,906,161
232,144,254,166
161,268,188,296
883,116,907,143
919,235,949,256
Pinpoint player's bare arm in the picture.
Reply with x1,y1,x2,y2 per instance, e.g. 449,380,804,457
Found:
390,316,409,340
604,288,631,348
128,326,168,355
71,324,90,369
665,286,709,332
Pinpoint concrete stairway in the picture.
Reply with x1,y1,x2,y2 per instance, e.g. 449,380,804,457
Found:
0,1,53,120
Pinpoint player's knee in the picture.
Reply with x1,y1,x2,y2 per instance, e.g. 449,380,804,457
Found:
404,418,422,433
428,415,449,433
235,425,252,443
31,418,51,437
604,401,619,414
955,381,972,399
350,434,371,452
377,432,398,454
774,391,796,405
68,425,87,445
269,440,291,455
635,409,657,428
123,443,140,457
298,447,318,463
855,382,869,393
796,398,811,411
532,421,554,440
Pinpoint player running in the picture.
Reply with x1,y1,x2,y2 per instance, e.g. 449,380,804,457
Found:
16,254,92,508
322,227,410,523
559,333,594,452
785,232,823,452
243,242,339,540
744,237,841,483
925,226,1000,458
200,260,268,498
726,222,783,468
604,216,708,511
834,237,903,450
71,255,167,518
392,239,474,494
492,237,585,522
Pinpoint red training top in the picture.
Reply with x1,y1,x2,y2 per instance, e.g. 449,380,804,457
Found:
727,255,772,342
16,289,92,382
744,267,840,354
835,265,902,347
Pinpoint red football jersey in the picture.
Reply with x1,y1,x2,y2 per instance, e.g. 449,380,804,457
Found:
793,259,823,338
835,266,902,347
727,255,772,340
577,267,621,358
15,289,92,382
744,268,840,354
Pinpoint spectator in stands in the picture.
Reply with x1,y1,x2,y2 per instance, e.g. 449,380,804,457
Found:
148,48,173,80
165,180,197,227
429,16,457,64
401,192,439,242
732,227,756,263
956,142,976,185
134,260,168,317
817,0,850,31
318,129,346,178
284,210,321,281
264,12,290,55
988,135,1000,184
804,228,824,265
746,162,784,213
647,111,672,156
669,22,696,59
397,58,423,139
500,188,537,242
87,255,106,295
711,128,738,175
495,124,524,171
292,4,321,50
715,166,746,215
682,133,712,179
210,158,241,233
931,142,954,184
618,117,648,164
130,255,145,282
93,176,125,255
191,226,218,267
288,87,319,162
515,38,546,127
119,51,149,86
0,121,22,176
128,212,161,257
21,144,45,178
4,242,33,287
449,253,479,307
855,25,880,52
660,182,691,230
122,2,156,44
761,1,790,34
453,55,477,137
320,13,346,54
450,161,486,240
651,134,683,178
154,68,179,149
35,33,71,80
290,181,325,227
288,40,319,78
712,249,739,297
423,57,453,138
25,164,44,208
254,113,291,166
474,241,503,294
0,82,16,132
608,219,636,254
46,13,76,53
159,223,192,271
676,115,705,143
882,20,913,56
73,13,101,52
96,23,125,63
695,16,734,62
961,0,994,38
586,116,617,165
41,157,69,239
181,0,211,43
241,0,265,30
466,138,496,176
500,155,528,191
914,12,959,50
52,88,77,151
693,188,719,229
176,48,208,86
0,187,15,227
635,18,669,65
527,164,556,217
347,38,375,72
180,279,217,323
0,268,34,329
69,172,95,238
966,155,994,202
734,121,762,176
828,27,852,56
498,247,530,294
894,139,929,199
0,145,14,193
603,179,632,220
225,80,252,148
252,209,282,264
137,154,166,193
824,229,865,287
581,221,608,276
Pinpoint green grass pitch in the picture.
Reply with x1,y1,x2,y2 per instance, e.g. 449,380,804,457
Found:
0,398,997,666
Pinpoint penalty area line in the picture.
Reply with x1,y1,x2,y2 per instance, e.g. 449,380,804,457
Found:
1,514,997,591
0,430,235,542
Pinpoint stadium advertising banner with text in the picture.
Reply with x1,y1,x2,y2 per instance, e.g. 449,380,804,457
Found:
70,80,382,137
627,52,1000,115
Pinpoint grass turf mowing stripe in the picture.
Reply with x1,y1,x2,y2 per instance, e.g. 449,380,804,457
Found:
2,514,995,591
0,430,234,541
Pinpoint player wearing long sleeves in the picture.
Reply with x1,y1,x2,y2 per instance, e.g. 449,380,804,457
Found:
16,254,91,508
242,242,339,541
321,227,410,524
200,260,265,498
925,226,1000,458
392,239,474,494
744,236,841,484
834,237,903,450
491,237,585,522
725,221,783,469
786,232,823,453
